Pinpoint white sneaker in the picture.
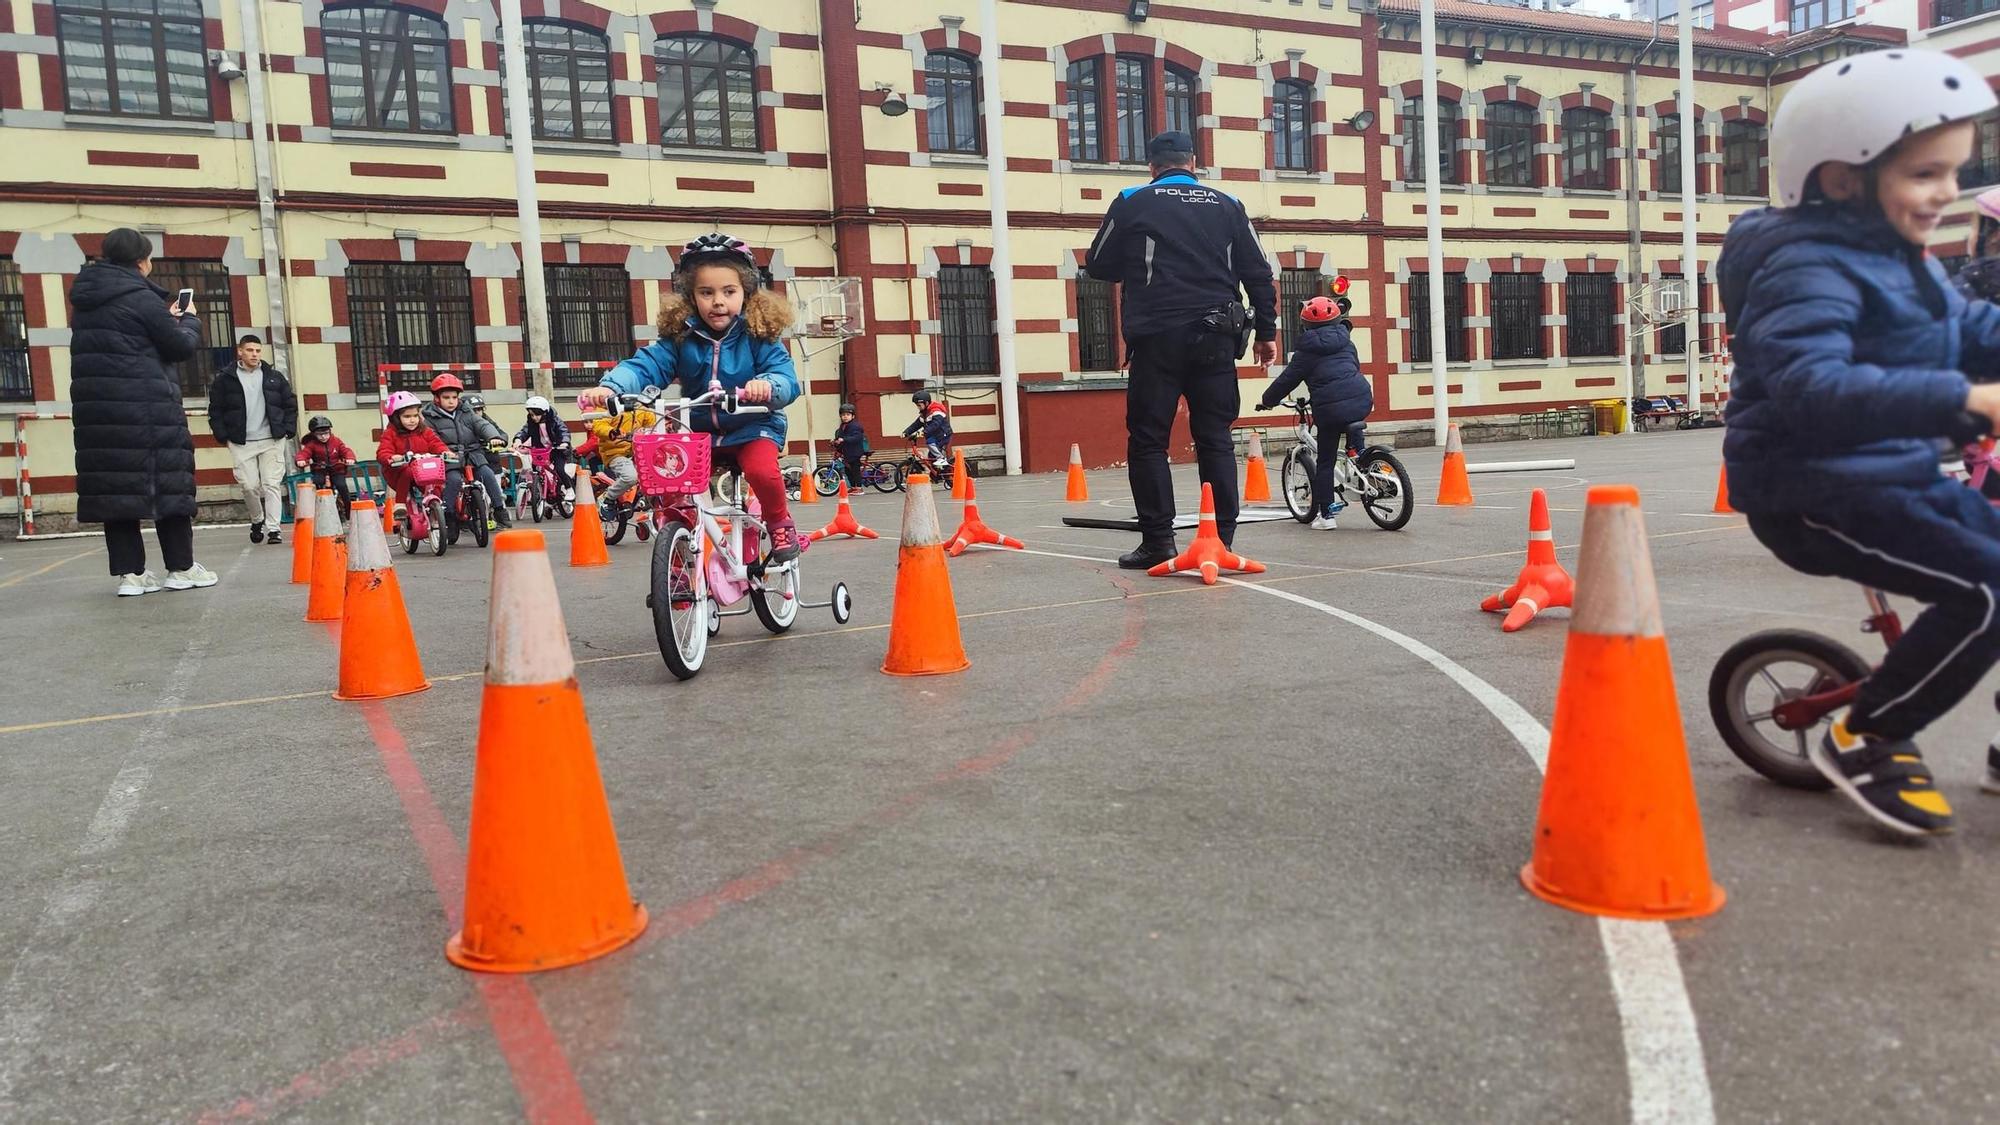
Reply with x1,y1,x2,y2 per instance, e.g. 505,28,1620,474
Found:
115,571,161,597
162,563,219,590
1310,514,1339,530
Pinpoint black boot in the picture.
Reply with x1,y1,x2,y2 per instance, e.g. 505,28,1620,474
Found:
1118,540,1177,570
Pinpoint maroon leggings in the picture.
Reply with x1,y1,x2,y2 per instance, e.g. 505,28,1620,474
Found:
720,437,790,527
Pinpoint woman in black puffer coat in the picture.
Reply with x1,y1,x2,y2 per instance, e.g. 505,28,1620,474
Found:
67,228,213,594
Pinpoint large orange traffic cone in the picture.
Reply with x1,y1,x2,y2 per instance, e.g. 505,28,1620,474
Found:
950,449,970,500
1713,464,1734,514
304,489,347,623
1065,443,1089,502
945,478,1024,557
808,481,879,541
1242,431,1271,503
882,474,970,676
334,499,429,700
569,471,611,568
1520,485,1725,921
1482,488,1573,633
1148,483,1266,586
290,480,316,586
447,530,648,972
1436,423,1474,506
799,461,821,505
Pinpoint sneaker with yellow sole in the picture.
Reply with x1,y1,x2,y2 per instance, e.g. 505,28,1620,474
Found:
1812,708,1954,837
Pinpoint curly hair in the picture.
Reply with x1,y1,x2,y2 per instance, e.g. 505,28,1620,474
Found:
656,259,795,343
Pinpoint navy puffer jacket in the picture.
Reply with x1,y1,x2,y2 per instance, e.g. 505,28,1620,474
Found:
1719,206,2000,512
1259,320,1371,420
66,262,201,524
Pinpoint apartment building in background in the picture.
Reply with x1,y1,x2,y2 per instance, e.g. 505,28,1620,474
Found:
0,0,1958,523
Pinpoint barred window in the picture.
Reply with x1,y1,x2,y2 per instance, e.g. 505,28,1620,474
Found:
1077,275,1119,372
324,5,453,133
1658,113,1683,195
1487,102,1538,188
56,0,210,121
0,259,29,403
1273,81,1314,173
1164,65,1197,141
1114,55,1152,165
1723,120,1766,197
925,51,981,155
1562,107,1611,190
503,21,614,143
936,266,996,377
1492,272,1544,361
1066,58,1103,163
347,262,477,391
1279,269,1323,358
147,259,233,398
1408,272,1468,363
656,35,759,152
1969,111,2000,190
1565,273,1617,358
534,265,633,383
1401,97,1459,184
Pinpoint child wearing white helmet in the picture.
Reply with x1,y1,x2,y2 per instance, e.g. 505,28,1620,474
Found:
513,394,574,500
1720,47,2000,837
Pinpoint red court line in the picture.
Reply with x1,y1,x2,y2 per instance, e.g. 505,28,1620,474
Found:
194,1002,483,1123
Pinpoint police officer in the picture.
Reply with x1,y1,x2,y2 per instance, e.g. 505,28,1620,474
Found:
1084,131,1278,569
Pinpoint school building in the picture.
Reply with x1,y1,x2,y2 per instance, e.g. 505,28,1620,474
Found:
0,0,1965,524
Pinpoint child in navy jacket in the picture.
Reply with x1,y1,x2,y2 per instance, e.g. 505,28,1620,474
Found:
834,402,868,488
1720,48,2000,837
1257,297,1370,529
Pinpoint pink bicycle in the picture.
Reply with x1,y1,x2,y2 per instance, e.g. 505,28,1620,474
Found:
392,453,451,557
1708,418,1996,788
510,444,574,524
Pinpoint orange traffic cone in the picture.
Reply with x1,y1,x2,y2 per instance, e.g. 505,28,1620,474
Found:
380,494,396,536
290,480,316,586
1242,431,1271,503
1436,423,1474,506
882,473,970,676
808,481,879,541
1065,443,1089,502
304,489,347,623
950,448,970,500
1520,485,1725,921
334,499,429,700
1148,482,1266,586
1482,488,1573,633
569,471,611,568
945,478,1024,557
447,530,648,972
1713,464,1734,514
799,461,821,505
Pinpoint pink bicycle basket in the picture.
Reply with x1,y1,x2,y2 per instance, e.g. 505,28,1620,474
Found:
409,454,447,487
633,431,711,497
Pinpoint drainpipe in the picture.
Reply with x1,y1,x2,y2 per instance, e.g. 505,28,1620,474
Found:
1625,19,1660,405
237,0,290,374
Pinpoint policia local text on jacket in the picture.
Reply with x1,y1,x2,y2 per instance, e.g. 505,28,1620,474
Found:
1084,132,1277,563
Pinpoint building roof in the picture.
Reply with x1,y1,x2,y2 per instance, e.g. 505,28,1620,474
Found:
1370,0,1906,57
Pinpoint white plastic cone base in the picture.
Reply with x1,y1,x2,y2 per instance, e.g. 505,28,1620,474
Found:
900,478,944,547
312,491,342,536
346,504,394,572
487,545,578,686
1572,500,1663,638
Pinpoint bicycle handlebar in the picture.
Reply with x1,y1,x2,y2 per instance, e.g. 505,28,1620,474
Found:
617,385,771,418
1950,410,1993,446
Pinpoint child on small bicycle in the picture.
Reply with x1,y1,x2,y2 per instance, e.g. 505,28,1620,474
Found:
583,395,660,515
422,375,512,530
902,390,953,472
295,414,358,520
1256,295,1370,530
376,392,450,514
1721,48,2000,837
835,401,868,488
580,233,803,562
515,394,575,500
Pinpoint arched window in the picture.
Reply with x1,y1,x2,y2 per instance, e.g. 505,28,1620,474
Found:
656,35,759,152
1722,119,1767,197
56,0,210,121
323,5,453,133
1272,80,1313,172
1562,107,1611,190
924,51,981,155
1066,58,1103,162
1401,96,1459,183
1486,101,1538,187
508,21,613,143
1164,64,1198,139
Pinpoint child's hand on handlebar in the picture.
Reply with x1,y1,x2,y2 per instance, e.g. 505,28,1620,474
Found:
738,379,774,405
1966,384,2000,436
576,387,613,413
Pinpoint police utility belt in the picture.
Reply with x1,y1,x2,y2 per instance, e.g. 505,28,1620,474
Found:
1196,301,1252,360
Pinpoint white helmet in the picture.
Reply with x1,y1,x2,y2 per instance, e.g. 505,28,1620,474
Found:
525,395,551,412
1773,48,1997,207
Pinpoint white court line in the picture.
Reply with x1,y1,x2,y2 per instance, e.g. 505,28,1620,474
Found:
0,545,254,1104
1003,542,1716,1124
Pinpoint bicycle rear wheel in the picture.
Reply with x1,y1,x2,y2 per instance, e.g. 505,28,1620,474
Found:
603,496,629,545
651,525,708,680
873,463,903,494
1358,450,1414,531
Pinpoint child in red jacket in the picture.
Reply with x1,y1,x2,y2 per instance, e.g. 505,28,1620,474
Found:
295,414,358,518
376,392,449,516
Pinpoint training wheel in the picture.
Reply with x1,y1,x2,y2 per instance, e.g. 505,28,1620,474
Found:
706,601,722,636
830,582,852,624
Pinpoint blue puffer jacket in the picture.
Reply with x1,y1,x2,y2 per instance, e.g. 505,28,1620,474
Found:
1719,205,2000,512
601,316,800,448
1259,320,1371,420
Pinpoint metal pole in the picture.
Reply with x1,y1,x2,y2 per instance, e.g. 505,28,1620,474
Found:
1421,0,1450,443
1679,0,1700,421
980,0,1023,475
237,0,289,375
497,0,553,400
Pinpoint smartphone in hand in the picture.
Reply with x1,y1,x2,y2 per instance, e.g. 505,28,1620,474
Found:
174,287,195,315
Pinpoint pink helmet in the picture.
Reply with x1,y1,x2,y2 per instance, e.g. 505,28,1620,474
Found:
1977,187,2000,221
383,390,422,416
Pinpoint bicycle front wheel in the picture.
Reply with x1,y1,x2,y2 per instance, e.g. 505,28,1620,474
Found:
815,463,844,495
1358,450,1414,531
471,490,491,548
426,498,447,556
1281,449,1315,523
652,525,708,680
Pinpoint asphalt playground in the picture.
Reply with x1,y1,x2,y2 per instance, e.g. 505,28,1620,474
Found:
5,427,2000,1123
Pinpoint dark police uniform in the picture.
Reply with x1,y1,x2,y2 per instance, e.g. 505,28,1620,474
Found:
1084,132,1277,559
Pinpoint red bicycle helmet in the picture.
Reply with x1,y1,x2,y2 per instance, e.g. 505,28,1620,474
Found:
1300,296,1341,324
429,373,464,393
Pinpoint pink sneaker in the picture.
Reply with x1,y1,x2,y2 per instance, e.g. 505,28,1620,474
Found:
768,519,801,564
